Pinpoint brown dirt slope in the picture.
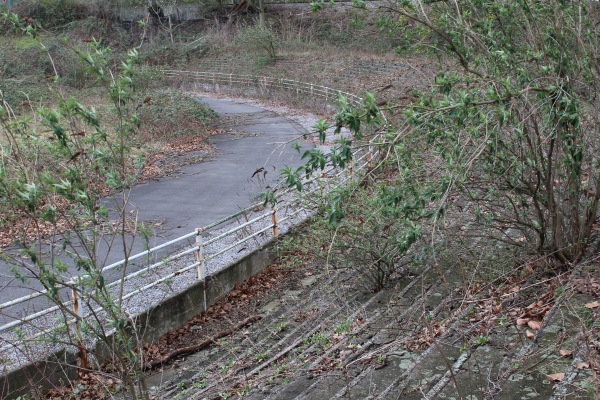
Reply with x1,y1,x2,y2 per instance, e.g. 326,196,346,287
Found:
145,235,599,399
144,49,599,400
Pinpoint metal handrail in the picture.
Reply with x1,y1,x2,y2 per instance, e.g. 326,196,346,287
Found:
0,70,383,347
101,230,198,274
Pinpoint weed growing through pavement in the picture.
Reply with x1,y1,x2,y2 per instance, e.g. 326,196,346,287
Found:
334,319,351,333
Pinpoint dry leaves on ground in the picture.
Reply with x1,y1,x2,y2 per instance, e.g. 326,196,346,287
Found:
0,131,215,249
142,263,297,366
545,372,565,381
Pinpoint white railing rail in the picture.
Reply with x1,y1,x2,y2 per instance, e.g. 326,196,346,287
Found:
0,70,385,357
163,70,364,105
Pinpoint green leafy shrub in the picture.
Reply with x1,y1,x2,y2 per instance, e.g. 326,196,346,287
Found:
234,21,278,64
1,14,153,397
12,0,92,29
314,182,421,292
298,0,600,268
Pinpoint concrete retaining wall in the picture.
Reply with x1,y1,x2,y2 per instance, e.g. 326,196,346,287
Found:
0,350,78,399
0,240,278,399
133,240,277,343
117,4,205,22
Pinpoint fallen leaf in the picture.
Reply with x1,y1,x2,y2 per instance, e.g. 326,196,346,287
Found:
559,349,573,357
516,318,530,326
545,372,564,381
576,362,590,369
526,330,535,339
527,320,542,330
584,301,600,309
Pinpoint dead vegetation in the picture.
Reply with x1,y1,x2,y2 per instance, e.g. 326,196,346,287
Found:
137,218,599,399
2,2,599,398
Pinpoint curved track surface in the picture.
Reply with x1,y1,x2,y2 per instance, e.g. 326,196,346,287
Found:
0,95,315,324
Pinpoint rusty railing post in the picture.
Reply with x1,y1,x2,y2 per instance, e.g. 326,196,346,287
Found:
272,206,280,257
71,278,90,373
195,228,206,280
271,206,278,238
195,228,208,311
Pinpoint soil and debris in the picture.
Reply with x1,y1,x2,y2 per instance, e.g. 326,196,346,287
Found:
133,231,599,400
34,47,599,399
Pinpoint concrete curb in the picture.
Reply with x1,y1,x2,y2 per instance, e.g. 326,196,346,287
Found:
1,238,279,399
1,71,366,399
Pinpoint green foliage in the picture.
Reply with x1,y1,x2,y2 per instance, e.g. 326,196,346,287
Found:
396,0,600,263
309,0,333,13
333,319,351,333
234,21,278,64
320,183,423,291
12,0,91,29
302,0,600,269
1,11,150,399
473,335,490,347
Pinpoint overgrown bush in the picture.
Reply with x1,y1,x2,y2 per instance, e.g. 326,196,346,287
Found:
234,21,278,64
294,0,600,269
322,183,419,291
138,39,206,66
1,13,152,398
12,0,91,29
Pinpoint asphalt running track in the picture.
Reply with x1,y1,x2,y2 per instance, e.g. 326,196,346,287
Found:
0,95,315,326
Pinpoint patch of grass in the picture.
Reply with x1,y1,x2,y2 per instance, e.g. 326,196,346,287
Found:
137,90,216,142
275,321,288,333
191,380,207,389
220,359,235,372
303,332,329,346
274,364,288,376
473,335,490,347
334,319,351,334
0,35,38,48
253,351,268,362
